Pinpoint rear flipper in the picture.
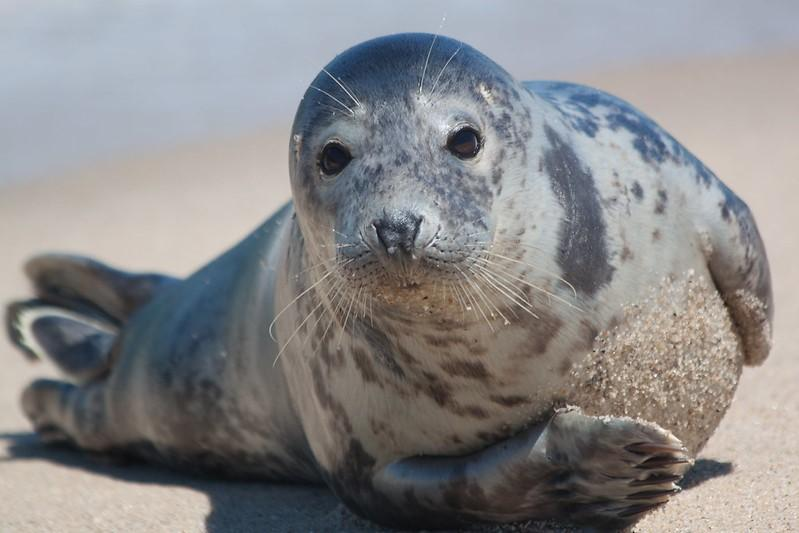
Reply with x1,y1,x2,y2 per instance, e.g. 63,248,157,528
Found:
25,253,178,323
7,253,178,381
21,378,116,451
702,182,773,365
6,300,117,384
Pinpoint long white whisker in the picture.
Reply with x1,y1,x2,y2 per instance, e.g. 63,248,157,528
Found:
320,68,362,108
468,267,511,326
474,263,541,320
317,103,351,117
457,279,478,318
269,268,338,342
273,297,326,367
308,85,354,116
419,16,445,95
473,258,530,302
479,254,584,312
301,278,345,348
457,268,494,332
331,227,353,240
472,239,548,255
480,249,579,301
294,255,339,279
451,282,469,322
429,43,462,98
337,289,358,349
472,267,520,320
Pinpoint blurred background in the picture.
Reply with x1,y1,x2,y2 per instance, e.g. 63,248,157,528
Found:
3,0,799,184
2,3,799,532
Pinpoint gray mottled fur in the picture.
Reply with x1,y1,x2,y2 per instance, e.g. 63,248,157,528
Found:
6,33,772,529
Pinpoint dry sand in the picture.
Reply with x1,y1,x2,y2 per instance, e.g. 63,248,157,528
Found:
1,51,797,532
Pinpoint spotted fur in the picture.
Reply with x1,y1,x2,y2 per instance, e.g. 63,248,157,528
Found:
7,33,772,529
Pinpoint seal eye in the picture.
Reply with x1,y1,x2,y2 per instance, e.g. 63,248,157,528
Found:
447,126,481,159
319,142,352,177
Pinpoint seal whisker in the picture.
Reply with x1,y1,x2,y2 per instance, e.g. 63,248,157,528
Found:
473,263,541,320
294,255,340,279
470,240,580,300
268,267,340,342
450,282,470,322
318,242,358,249
308,85,355,117
472,259,531,303
470,267,514,325
320,67,362,108
418,16,444,96
474,257,552,312
269,258,354,342
273,297,327,366
331,227,355,241
476,255,584,312
357,285,368,320
301,278,346,349
334,288,359,351
480,250,580,301
457,268,495,332
429,43,463,100
338,289,358,348
474,238,549,256
456,279,478,319
465,265,512,322
470,272,503,321
317,102,352,117
368,293,374,327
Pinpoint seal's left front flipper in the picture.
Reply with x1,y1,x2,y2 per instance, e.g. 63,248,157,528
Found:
701,182,773,365
359,407,692,530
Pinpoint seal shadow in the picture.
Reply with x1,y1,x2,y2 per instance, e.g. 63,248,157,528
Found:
0,432,733,532
0,431,345,532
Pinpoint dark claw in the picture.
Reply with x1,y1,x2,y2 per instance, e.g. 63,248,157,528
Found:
626,487,681,501
625,442,687,456
635,455,691,469
617,501,666,518
629,473,683,486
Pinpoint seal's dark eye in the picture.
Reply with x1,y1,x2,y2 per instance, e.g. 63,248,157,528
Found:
320,142,352,176
447,126,481,159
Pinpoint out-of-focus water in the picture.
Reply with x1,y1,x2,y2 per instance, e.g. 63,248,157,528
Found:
2,0,798,184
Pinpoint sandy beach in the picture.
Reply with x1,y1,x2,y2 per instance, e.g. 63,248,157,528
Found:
1,51,797,531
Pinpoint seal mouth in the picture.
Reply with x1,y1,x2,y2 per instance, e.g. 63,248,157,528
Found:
336,235,485,315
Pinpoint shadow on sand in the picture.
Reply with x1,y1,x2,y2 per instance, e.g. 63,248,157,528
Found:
0,431,350,532
0,431,733,532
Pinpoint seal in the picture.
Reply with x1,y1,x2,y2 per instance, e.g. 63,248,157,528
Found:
6,33,773,529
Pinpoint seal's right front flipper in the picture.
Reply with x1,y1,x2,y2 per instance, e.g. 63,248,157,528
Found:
361,407,691,530
24,253,178,323
6,300,117,383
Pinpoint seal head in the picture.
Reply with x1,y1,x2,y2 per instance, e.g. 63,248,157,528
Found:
290,33,534,316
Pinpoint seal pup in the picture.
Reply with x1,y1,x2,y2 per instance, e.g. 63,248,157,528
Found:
6,33,772,529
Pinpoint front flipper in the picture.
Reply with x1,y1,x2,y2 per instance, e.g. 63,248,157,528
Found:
25,254,178,323
362,407,691,530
